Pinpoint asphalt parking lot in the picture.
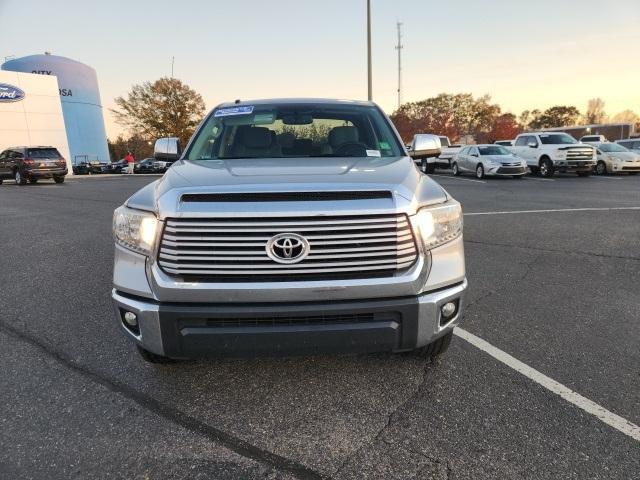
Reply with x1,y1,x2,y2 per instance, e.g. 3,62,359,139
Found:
0,172,638,479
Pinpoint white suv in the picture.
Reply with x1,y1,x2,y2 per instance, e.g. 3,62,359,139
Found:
512,132,596,177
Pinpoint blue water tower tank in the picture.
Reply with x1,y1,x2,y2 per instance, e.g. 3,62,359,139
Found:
2,53,110,163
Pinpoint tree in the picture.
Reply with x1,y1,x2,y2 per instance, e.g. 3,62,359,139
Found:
390,93,501,143
584,98,606,124
519,109,541,130
529,106,581,129
112,77,206,146
611,109,639,125
489,113,520,143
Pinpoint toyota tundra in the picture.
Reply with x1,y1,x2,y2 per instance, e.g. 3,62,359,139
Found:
111,99,467,362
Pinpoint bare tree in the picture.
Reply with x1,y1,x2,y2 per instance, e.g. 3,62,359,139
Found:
585,98,607,124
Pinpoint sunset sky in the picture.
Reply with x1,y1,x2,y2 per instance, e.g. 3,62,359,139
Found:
1,0,638,138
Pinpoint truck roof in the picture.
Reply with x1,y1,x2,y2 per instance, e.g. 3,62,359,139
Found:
216,98,378,108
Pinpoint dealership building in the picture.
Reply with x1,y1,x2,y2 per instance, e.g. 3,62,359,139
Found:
0,53,110,170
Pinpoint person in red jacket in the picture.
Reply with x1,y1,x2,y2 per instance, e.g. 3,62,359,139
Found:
124,152,135,174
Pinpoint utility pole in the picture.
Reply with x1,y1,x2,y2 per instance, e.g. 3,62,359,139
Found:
367,0,372,101
395,21,403,108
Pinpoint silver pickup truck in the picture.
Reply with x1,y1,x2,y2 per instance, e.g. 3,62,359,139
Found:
111,99,467,363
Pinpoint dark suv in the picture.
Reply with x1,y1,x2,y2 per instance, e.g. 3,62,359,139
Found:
0,146,68,185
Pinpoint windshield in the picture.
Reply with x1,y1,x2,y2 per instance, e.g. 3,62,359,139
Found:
478,146,511,156
539,134,577,145
27,148,61,158
185,103,403,160
599,143,628,153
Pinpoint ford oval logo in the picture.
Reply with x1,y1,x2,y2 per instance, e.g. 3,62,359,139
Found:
266,233,310,264
0,83,25,102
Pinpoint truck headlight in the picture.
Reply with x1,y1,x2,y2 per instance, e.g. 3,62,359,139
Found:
411,201,463,251
553,152,567,160
113,206,159,255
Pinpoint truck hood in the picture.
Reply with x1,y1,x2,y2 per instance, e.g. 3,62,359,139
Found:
135,156,449,217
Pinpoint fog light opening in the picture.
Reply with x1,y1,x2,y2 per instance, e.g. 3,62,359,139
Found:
121,310,140,336
439,300,459,326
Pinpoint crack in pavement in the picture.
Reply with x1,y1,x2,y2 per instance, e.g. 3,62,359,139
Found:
0,321,327,480
333,357,439,478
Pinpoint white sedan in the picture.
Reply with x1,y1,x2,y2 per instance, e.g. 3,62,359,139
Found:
452,145,527,179
593,142,640,175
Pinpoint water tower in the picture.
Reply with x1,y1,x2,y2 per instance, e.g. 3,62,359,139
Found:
2,53,110,164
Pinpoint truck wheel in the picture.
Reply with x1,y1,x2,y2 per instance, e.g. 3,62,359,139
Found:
14,170,27,185
529,166,539,175
595,161,607,175
136,345,175,364
539,158,554,178
423,162,436,174
53,175,65,184
413,331,453,359
452,162,461,176
475,164,485,179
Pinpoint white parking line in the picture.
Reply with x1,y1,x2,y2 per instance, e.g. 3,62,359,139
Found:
454,328,640,442
430,174,486,184
464,206,640,216
522,176,555,182
590,176,623,180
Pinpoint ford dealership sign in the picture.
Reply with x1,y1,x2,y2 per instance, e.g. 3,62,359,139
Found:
0,83,25,102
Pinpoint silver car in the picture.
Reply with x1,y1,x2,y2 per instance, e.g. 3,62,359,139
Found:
452,144,527,179
111,99,467,363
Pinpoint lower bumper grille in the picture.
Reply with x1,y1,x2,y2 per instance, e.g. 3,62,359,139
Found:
497,167,525,174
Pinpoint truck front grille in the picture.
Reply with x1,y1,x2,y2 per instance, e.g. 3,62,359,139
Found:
566,147,594,160
158,214,418,281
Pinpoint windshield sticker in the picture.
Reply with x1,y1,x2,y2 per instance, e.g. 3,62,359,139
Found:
366,150,382,157
214,106,254,117
378,141,391,150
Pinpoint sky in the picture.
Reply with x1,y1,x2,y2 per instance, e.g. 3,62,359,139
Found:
1,0,639,138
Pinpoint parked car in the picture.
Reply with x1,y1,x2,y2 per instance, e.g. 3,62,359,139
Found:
88,161,110,174
580,134,607,143
0,146,67,185
134,158,157,173
512,132,595,177
112,98,466,363
615,139,640,153
72,161,90,175
153,159,175,172
494,140,514,147
436,136,463,169
452,144,527,179
593,142,640,175
106,159,129,174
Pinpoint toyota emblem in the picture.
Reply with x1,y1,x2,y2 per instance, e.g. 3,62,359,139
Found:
266,233,310,264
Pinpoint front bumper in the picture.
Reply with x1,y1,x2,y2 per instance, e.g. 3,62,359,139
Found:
553,160,595,171
112,280,467,358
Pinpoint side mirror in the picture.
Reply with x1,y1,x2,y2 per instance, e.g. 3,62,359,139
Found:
528,143,538,148
154,137,182,160
471,153,479,157
411,134,442,158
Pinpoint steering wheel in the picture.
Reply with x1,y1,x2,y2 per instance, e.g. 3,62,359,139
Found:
333,142,368,157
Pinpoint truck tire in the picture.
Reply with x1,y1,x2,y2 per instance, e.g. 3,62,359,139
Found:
423,161,436,174
136,345,175,364
29,177,38,184
53,175,65,184
529,166,539,175
539,157,554,178
413,331,453,359
452,162,461,176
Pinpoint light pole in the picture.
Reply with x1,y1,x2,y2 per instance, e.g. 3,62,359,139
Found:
367,0,372,101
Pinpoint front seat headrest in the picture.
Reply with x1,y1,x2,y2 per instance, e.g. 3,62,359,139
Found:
329,126,359,147
237,126,273,149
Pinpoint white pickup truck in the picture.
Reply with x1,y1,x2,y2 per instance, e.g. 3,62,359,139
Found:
512,132,596,177
408,135,461,173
